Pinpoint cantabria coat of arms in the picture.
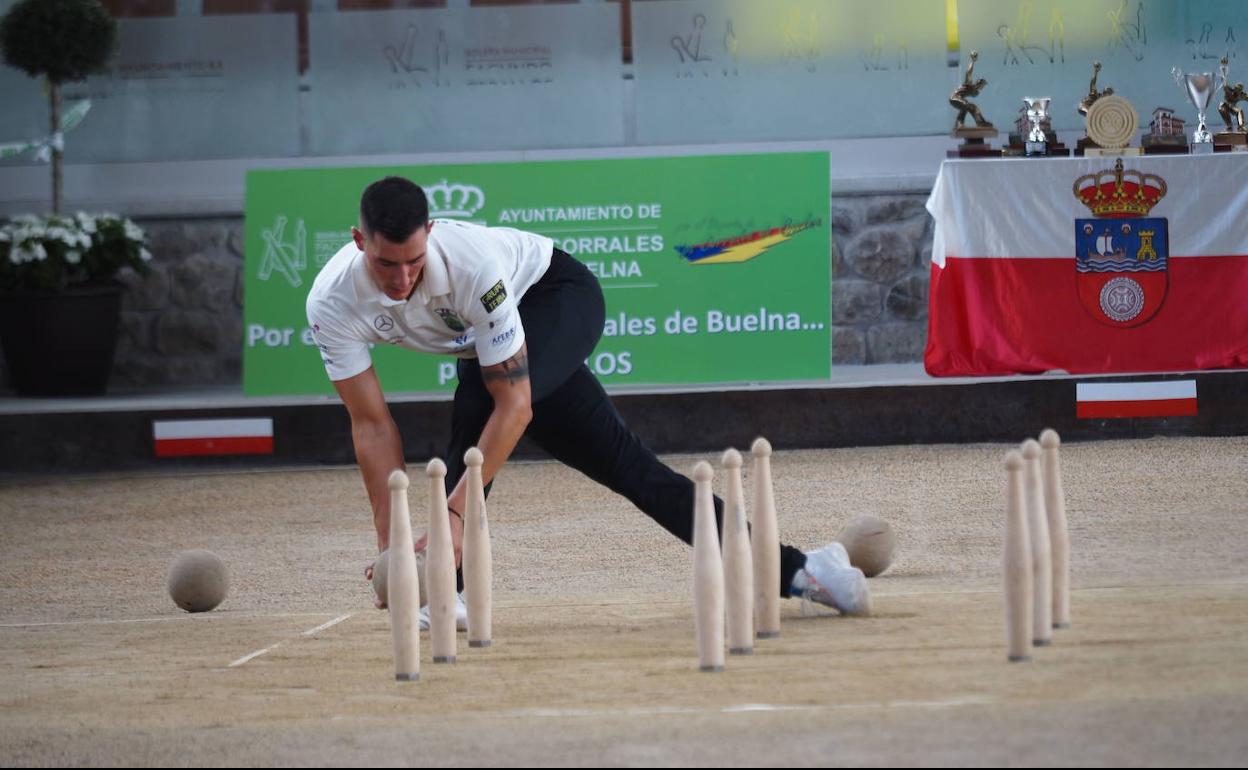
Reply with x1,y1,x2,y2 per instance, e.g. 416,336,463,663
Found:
1072,159,1169,327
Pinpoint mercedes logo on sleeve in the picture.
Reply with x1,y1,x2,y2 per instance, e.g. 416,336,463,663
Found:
374,315,395,332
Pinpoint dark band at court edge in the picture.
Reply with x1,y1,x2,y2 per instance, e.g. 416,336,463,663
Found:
469,640,492,648
396,673,420,681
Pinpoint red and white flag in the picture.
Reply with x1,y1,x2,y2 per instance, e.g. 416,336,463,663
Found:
153,418,274,458
925,155,1248,376
1075,380,1198,419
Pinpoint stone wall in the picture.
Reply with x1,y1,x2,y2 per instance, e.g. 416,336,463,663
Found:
829,194,932,364
0,193,933,392
111,219,246,389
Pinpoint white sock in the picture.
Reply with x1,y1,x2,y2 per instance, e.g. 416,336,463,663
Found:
791,569,814,596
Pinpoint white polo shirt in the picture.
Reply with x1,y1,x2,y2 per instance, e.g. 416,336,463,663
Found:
306,219,553,382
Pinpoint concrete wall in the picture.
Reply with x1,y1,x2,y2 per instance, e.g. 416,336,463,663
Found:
0,192,933,391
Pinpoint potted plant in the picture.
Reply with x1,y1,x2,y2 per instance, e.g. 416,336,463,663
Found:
1,0,115,214
0,0,145,396
0,213,151,395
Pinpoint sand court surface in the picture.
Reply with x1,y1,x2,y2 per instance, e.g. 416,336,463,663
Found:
1,437,1246,766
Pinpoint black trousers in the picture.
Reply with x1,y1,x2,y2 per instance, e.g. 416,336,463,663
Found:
445,249,806,597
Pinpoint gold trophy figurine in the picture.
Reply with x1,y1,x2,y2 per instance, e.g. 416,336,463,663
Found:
1215,56,1247,151
948,51,1000,158
1078,60,1114,117
1077,60,1115,154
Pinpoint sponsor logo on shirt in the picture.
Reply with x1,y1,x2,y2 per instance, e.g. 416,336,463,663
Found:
480,280,507,313
490,327,516,347
374,315,395,332
435,307,467,332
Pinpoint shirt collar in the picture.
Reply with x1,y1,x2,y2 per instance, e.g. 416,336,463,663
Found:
413,227,450,304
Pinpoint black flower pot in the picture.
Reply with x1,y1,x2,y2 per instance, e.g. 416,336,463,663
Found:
0,283,123,397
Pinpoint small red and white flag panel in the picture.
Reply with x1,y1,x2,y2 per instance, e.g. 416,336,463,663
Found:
153,418,274,457
1075,380,1197,419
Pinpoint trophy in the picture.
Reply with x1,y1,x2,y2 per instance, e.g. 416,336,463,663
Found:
948,50,1000,158
1173,65,1225,154
1142,106,1189,155
1078,60,1114,117
1214,55,1247,151
1023,96,1073,155
1083,95,1141,157
1004,97,1069,157
1076,60,1114,155
1028,96,1048,155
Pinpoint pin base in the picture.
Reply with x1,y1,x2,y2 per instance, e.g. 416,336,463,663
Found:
729,647,754,656
1033,639,1052,647
756,631,781,640
1008,655,1032,663
433,656,456,664
396,672,421,681
1053,623,1071,630
699,665,725,673
469,640,492,648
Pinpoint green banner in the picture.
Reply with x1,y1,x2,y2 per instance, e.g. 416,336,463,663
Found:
243,153,830,396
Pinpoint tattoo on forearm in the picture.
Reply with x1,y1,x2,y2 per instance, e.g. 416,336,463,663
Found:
482,350,529,386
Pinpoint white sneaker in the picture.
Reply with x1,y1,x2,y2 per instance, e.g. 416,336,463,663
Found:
794,544,872,616
808,541,852,570
418,592,469,632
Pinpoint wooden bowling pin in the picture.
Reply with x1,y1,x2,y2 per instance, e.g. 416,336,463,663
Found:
721,449,754,656
462,447,493,649
1003,450,1033,662
1040,429,1071,629
387,469,420,682
425,459,457,664
1021,440,1052,647
692,461,725,672
750,438,780,639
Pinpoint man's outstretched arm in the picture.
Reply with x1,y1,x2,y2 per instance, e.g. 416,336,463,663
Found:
333,366,404,552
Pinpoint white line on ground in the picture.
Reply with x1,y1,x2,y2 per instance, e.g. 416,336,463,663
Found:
228,640,289,668
226,613,353,669
302,613,353,637
496,696,998,720
328,696,1001,724
0,612,341,629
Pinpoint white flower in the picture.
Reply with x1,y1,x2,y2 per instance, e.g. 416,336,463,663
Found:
65,249,82,264
50,226,78,247
31,242,46,261
76,212,98,234
11,245,34,264
139,247,152,262
77,232,92,249
123,220,145,243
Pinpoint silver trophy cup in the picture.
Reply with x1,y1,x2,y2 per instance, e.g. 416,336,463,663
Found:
1023,97,1052,156
1173,67,1226,153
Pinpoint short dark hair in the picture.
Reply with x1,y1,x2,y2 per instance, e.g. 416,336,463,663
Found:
359,176,429,243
